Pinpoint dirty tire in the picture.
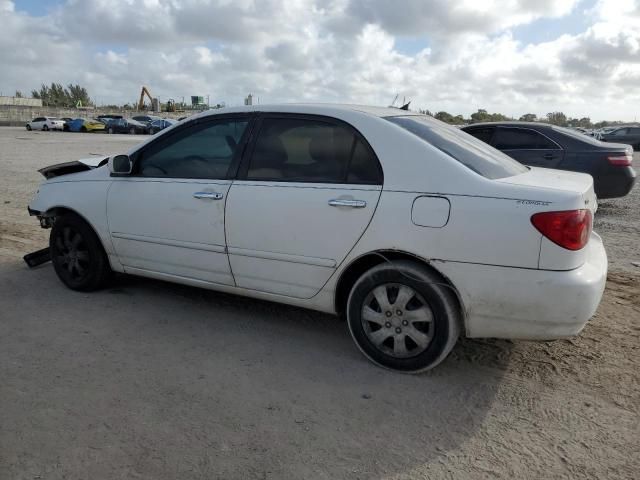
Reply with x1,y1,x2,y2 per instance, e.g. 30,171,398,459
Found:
50,213,111,291
347,260,461,373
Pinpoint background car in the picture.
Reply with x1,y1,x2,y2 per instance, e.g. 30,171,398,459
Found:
132,115,162,127
29,105,607,373
26,117,65,131
599,126,640,150
149,118,177,134
64,118,106,133
105,118,149,134
462,122,636,198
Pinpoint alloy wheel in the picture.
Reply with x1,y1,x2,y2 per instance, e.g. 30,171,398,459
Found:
53,226,90,281
361,283,434,358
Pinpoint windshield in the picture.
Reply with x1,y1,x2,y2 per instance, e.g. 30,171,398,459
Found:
386,116,528,179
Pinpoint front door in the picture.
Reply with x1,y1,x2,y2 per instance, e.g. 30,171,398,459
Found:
107,116,250,285
225,114,383,299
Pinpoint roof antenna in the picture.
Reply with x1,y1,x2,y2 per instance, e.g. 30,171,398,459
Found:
400,100,411,111
390,94,399,107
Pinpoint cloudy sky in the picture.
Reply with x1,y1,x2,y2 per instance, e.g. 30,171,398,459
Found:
1,0,639,120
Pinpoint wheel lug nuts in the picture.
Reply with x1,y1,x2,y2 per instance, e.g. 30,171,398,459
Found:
402,320,408,326
396,310,403,316
395,327,402,334
385,322,392,328
385,311,392,317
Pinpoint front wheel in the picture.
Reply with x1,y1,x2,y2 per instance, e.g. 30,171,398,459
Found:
129,127,136,134
346,260,461,373
42,125,49,131
26,124,31,131
108,127,114,134
49,213,111,291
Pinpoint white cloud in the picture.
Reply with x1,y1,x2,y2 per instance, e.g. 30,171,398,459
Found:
1,0,639,120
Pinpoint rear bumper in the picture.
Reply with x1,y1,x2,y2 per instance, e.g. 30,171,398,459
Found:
437,233,608,339
595,167,636,199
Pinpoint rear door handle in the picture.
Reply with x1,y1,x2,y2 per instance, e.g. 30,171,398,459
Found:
328,199,367,208
193,192,224,200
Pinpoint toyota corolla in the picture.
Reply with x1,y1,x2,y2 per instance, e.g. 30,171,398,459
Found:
28,105,607,372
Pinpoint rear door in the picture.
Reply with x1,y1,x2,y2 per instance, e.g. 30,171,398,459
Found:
225,114,383,298
492,127,564,168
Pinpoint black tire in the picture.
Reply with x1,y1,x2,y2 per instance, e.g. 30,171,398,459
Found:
129,127,136,134
49,213,111,291
26,124,31,131
80,126,87,132
42,125,49,131
346,260,461,373
149,128,156,135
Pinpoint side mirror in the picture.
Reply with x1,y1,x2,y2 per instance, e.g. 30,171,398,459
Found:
108,155,132,175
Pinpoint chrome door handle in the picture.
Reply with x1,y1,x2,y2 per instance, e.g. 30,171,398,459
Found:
193,192,224,200
328,199,367,208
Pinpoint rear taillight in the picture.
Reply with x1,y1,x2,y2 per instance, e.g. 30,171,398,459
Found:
607,152,633,166
531,209,592,251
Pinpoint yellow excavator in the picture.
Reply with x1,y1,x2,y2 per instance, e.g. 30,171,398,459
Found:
138,86,154,111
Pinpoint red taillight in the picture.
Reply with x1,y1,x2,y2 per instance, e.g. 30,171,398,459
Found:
531,209,592,251
607,153,632,166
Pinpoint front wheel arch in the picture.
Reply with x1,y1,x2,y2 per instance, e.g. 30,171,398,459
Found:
45,206,111,256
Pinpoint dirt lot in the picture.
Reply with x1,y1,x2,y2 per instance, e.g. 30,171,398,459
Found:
0,127,638,479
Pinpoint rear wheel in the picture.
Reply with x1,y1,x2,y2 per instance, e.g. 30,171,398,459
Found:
49,213,111,291
129,127,136,134
346,260,461,373
80,126,87,132
108,127,114,134
42,125,49,131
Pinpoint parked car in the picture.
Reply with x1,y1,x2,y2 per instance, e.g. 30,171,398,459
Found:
28,105,607,373
132,115,162,127
599,126,640,150
26,117,65,131
149,118,177,134
105,118,149,134
97,114,124,122
64,118,106,133
462,122,636,199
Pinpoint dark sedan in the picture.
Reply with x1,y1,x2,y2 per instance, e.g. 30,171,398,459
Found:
462,122,636,199
599,126,640,150
105,118,149,135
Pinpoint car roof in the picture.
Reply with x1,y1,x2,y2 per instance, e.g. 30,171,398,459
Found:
463,121,552,129
191,103,421,121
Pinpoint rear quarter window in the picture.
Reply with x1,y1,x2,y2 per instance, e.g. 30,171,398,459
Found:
386,116,528,179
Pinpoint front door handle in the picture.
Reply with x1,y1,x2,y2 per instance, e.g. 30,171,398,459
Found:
328,199,367,208
193,192,224,200
542,153,555,160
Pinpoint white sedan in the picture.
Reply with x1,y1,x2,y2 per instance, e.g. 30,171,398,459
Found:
28,104,607,372
26,116,65,131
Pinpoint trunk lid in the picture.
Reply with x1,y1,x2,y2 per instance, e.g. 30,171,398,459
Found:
497,166,597,213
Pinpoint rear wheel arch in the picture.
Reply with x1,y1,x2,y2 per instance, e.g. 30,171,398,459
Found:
334,250,465,325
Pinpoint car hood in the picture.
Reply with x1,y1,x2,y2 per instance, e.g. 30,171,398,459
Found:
39,156,109,179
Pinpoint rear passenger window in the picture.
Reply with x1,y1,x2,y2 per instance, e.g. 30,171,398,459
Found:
493,128,557,150
465,127,495,144
612,129,628,136
247,117,382,184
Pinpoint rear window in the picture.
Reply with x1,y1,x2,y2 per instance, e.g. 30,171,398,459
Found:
552,126,604,146
386,116,528,179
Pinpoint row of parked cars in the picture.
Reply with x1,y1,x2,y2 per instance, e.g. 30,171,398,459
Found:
25,115,177,135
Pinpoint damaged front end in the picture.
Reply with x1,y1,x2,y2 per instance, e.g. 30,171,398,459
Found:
38,157,108,179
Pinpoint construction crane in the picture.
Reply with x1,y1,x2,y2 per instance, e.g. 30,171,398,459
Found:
138,86,154,111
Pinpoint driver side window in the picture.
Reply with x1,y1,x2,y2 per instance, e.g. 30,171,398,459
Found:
137,118,249,179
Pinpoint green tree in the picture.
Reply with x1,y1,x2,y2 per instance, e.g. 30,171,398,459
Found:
546,112,568,126
14,90,23,98
435,111,455,123
519,113,537,122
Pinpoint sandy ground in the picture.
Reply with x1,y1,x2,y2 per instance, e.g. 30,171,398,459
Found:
0,127,638,479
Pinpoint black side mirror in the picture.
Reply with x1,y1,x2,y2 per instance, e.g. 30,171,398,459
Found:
108,155,132,175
